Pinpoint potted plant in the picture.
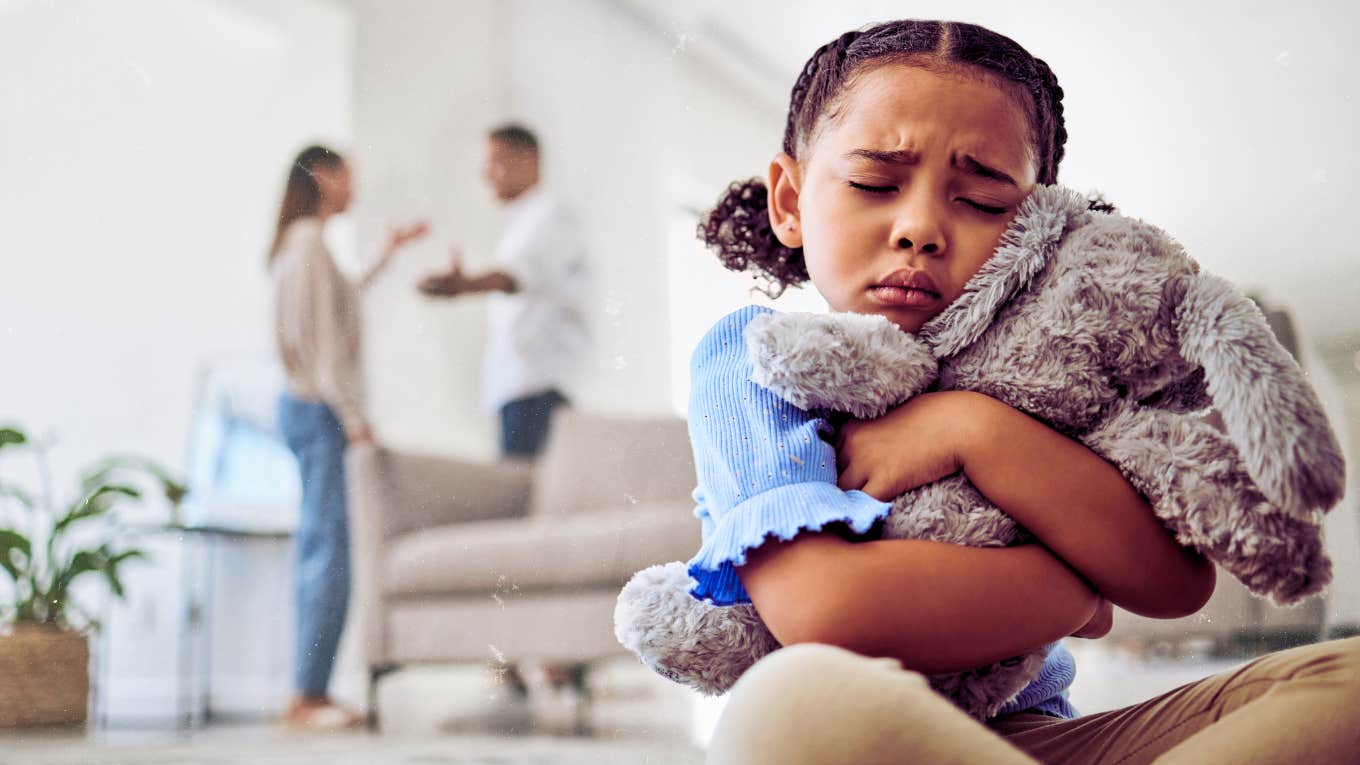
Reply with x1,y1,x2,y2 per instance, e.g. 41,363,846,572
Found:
0,426,183,727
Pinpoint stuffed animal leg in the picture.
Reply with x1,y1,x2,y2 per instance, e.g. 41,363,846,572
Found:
1083,403,1331,604
614,562,778,695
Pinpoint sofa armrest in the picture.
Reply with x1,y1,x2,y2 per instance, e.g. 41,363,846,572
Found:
349,445,535,540
346,444,533,668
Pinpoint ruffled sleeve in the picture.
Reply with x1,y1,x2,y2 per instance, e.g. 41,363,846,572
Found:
685,306,892,605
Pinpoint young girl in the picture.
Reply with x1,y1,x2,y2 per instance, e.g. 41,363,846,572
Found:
685,20,1360,765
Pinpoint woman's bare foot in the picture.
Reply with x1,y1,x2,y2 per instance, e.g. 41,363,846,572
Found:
283,696,365,731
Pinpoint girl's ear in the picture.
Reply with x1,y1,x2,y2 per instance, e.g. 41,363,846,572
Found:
767,152,803,248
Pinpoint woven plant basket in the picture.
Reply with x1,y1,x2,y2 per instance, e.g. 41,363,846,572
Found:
0,625,89,727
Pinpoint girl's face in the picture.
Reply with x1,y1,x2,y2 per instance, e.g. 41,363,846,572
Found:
769,64,1037,333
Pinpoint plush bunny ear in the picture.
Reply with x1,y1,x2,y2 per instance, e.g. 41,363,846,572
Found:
745,311,937,419
922,184,1090,358
1177,273,1345,517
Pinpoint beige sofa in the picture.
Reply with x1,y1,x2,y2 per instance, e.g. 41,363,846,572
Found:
347,410,700,719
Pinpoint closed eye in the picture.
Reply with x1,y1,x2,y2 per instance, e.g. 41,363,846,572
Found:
847,181,897,194
960,198,1007,215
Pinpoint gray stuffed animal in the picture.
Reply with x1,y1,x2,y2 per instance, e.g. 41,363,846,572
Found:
615,184,1344,719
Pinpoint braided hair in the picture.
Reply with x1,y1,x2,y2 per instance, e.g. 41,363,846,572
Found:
698,20,1070,296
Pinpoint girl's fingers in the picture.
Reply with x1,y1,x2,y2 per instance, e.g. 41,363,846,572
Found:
837,466,866,492
862,479,893,502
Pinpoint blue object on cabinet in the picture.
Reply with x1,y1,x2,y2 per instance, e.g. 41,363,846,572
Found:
182,359,300,532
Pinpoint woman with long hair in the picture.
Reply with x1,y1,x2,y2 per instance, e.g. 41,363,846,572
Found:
270,144,426,729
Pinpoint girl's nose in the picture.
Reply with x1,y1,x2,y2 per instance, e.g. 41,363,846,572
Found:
896,237,940,254
890,192,946,256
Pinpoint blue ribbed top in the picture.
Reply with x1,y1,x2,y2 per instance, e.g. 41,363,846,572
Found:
685,306,893,605
684,305,1078,720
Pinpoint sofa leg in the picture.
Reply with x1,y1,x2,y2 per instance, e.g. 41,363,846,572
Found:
367,663,401,732
570,661,592,736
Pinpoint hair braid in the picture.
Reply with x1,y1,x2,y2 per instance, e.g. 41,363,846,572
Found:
1029,56,1067,185
783,30,862,157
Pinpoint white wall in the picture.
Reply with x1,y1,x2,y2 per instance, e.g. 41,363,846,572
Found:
505,0,676,417
350,0,506,459
0,0,353,721
0,0,351,483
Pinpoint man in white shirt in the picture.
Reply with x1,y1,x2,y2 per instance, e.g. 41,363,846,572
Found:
420,124,590,459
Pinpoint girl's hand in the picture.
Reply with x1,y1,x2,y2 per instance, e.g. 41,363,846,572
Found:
836,391,983,501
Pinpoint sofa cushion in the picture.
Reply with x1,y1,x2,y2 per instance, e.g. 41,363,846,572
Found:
529,411,696,518
383,502,702,597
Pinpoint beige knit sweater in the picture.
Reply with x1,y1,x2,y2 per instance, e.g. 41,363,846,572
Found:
272,217,367,436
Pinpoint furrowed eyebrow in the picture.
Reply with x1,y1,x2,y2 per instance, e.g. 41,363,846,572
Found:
956,154,1019,188
844,148,920,165
845,148,1019,189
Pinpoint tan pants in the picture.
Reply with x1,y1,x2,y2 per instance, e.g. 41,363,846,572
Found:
707,637,1360,764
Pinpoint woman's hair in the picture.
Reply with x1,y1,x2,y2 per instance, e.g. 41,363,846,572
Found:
698,20,1068,296
268,144,345,264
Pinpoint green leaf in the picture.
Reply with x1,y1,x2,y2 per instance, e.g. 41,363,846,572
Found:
81,457,186,506
0,428,26,450
103,548,147,598
49,548,104,610
55,484,139,535
0,529,31,584
51,545,145,611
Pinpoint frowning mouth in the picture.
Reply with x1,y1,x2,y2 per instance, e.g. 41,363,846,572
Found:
867,269,941,308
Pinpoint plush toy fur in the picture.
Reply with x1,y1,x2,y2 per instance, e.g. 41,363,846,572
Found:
615,184,1345,719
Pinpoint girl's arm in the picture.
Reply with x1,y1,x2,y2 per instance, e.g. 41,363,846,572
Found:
837,391,1216,619
741,532,1101,674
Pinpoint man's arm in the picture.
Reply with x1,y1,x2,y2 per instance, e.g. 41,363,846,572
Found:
417,246,519,298
419,269,517,296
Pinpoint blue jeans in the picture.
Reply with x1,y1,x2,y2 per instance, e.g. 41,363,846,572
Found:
499,389,568,458
277,395,350,698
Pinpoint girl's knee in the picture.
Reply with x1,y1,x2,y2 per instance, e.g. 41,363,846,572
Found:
708,644,931,764
721,643,931,728
709,645,1029,765
735,643,927,700
1291,637,1360,706
1330,636,1360,685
